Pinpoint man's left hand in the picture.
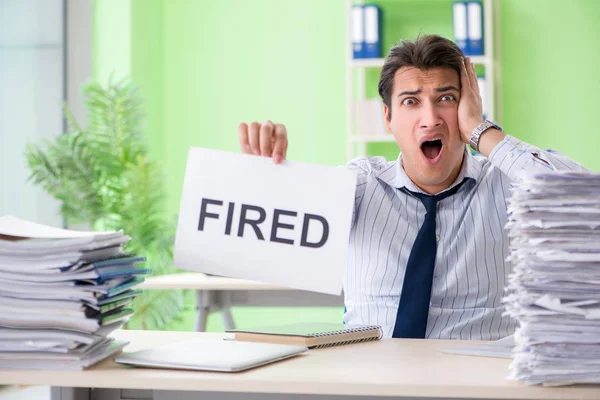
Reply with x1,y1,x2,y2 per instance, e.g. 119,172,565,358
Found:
458,57,484,144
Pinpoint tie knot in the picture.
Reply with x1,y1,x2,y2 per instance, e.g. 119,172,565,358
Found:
401,179,467,215
419,195,438,214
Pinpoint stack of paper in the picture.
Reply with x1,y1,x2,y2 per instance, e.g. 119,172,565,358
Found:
504,171,600,386
0,215,151,370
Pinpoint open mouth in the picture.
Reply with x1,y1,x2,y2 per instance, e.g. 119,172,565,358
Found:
421,139,443,160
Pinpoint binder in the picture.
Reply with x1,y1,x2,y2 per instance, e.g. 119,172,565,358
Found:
453,2,468,54
467,2,484,55
351,5,365,59
363,4,381,59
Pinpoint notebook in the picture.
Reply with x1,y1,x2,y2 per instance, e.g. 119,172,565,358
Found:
227,322,382,349
114,338,307,372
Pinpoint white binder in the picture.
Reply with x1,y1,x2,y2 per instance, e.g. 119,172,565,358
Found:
467,2,483,55
363,5,380,58
453,2,468,54
351,5,364,59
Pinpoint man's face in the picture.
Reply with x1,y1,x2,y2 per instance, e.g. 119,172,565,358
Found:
384,66,465,194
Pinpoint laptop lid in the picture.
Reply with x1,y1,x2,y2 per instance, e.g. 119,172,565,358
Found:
114,338,307,372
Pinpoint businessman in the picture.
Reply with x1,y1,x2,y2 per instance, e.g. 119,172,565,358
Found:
237,35,586,339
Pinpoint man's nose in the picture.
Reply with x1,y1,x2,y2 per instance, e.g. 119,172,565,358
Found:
419,102,443,130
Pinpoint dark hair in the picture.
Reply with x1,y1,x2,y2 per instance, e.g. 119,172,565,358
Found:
378,34,464,119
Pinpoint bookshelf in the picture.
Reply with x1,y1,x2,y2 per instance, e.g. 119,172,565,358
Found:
345,0,501,160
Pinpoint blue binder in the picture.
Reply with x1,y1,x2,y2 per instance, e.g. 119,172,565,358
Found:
363,4,381,59
352,5,365,59
453,2,468,54
467,2,484,56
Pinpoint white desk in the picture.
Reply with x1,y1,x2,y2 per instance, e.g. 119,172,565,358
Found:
1,330,599,400
139,272,344,331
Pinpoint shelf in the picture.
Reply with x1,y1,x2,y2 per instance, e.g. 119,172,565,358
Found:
352,135,396,143
350,55,490,68
345,0,498,160
350,58,386,68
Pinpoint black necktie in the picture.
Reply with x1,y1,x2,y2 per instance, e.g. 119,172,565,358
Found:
392,179,467,338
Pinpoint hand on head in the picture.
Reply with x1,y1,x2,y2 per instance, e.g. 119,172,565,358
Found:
457,57,484,143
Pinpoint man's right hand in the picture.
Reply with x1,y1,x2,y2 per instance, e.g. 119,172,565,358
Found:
237,121,288,164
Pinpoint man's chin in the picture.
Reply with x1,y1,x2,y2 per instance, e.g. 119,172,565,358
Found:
412,171,457,193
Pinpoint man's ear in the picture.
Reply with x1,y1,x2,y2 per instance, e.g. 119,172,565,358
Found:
383,103,392,133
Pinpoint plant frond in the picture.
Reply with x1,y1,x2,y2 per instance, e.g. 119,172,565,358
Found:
126,289,185,330
24,76,185,330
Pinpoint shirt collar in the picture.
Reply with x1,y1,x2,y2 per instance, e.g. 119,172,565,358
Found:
375,146,483,194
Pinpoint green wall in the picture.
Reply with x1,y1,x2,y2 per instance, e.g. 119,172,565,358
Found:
500,0,600,168
93,0,131,84
131,0,164,165
93,0,165,167
161,0,347,213
93,0,600,330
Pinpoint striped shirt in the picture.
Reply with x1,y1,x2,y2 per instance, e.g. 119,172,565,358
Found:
342,135,586,339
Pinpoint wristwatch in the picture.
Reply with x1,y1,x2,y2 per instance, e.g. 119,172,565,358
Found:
469,119,503,152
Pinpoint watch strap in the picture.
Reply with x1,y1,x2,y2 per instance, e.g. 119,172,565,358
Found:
469,119,503,152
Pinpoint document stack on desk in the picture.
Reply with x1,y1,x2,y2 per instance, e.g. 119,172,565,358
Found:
0,215,151,370
504,171,600,386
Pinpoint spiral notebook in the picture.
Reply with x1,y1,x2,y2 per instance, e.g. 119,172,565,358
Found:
227,322,382,349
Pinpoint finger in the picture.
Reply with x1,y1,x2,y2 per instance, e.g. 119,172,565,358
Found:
237,123,252,154
467,57,479,93
248,121,261,155
467,58,484,107
467,58,484,116
460,57,471,92
259,120,274,157
272,124,288,164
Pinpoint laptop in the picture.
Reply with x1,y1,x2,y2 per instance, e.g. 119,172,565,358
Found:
114,338,308,372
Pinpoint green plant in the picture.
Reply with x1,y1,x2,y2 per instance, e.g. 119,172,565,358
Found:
25,77,184,330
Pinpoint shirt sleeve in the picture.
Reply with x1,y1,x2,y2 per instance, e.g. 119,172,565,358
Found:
487,134,588,181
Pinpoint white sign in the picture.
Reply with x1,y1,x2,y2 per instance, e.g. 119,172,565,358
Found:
174,148,357,295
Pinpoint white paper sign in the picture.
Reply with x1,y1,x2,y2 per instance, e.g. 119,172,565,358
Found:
174,148,357,295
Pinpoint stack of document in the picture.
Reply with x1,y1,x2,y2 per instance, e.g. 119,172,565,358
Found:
504,171,600,386
0,215,151,370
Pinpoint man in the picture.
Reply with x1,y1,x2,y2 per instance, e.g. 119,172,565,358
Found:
237,35,586,340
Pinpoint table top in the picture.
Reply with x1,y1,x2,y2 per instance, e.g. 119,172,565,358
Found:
139,272,290,290
1,330,599,399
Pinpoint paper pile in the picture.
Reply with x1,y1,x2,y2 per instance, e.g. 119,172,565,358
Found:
0,215,151,370
504,171,600,386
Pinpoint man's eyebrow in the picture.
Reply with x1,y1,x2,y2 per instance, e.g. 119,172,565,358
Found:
396,85,460,98
436,85,460,92
397,89,421,98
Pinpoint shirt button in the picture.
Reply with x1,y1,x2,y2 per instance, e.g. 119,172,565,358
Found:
436,235,440,242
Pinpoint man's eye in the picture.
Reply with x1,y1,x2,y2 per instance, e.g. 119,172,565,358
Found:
440,94,456,102
401,98,417,105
